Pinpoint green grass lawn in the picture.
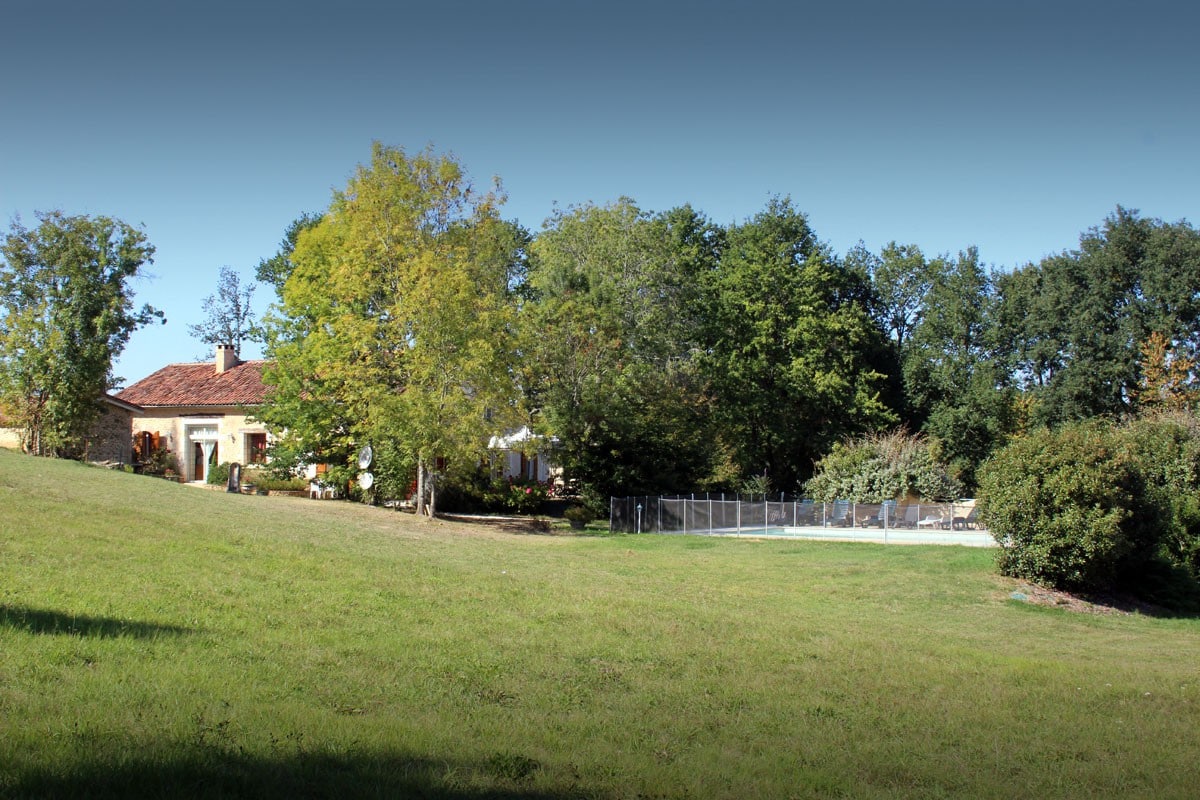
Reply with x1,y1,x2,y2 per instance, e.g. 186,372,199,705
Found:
2,448,1199,799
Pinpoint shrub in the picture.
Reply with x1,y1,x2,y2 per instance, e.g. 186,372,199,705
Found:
563,504,597,528
1121,411,1200,578
259,441,307,480
141,448,180,477
439,471,557,515
805,430,962,502
258,476,309,492
206,462,231,486
978,421,1162,593
484,478,551,515
241,468,309,492
738,473,771,496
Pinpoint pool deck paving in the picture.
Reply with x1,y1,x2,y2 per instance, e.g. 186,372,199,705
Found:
688,524,996,547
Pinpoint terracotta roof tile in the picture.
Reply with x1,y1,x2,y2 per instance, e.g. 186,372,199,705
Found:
1,394,141,424
116,361,269,407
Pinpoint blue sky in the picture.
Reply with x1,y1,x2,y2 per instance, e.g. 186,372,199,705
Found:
2,0,1197,386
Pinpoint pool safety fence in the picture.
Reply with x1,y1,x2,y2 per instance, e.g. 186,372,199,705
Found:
609,494,981,535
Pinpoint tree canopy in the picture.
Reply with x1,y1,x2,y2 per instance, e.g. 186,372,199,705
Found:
523,199,720,498
704,197,898,491
0,211,161,456
248,164,1199,502
994,207,1200,426
258,143,524,514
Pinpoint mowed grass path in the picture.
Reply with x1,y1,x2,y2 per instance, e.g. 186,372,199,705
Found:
2,449,1199,799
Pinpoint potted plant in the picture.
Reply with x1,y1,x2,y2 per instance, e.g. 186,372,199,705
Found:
563,504,597,530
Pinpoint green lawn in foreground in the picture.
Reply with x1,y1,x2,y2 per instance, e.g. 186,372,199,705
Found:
1,448,1199,799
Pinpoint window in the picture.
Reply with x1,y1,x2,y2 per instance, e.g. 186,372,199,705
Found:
246,433,268,464
519,452,539,480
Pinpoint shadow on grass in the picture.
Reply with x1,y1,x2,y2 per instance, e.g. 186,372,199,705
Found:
438,514,558,536
0,604,194,638
1108,557,1200,618
9,746,591,799
439,514,618,538
1009,558,1200,618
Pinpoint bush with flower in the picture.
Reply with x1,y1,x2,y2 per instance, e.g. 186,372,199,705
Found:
481,477,553,514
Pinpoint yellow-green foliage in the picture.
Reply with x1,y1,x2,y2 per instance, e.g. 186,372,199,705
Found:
259,143,525,508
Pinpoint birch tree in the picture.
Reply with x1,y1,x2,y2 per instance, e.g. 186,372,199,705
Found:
259,144,523,515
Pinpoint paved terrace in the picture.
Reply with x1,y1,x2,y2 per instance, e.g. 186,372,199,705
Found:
692,525,995,547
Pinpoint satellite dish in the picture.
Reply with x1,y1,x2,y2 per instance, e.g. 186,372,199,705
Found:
358,471,374,490
357,445,373,470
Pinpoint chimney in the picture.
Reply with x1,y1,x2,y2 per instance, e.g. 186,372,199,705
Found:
215,344,239,374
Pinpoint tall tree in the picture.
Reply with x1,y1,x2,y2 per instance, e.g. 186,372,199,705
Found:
995,207,1200,425
866,241,934,353
258,143,523,515
524,200,721,497
0,211,161,456
187,265,258,356
902,247,1013,488
704,197,897,491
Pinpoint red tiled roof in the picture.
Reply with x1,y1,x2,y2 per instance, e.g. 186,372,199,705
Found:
115,361,270,407
1,394,141,425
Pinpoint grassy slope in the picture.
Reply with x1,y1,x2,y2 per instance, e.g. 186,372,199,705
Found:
1,448,1199,799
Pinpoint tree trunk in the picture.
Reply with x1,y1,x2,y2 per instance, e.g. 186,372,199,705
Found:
415,456,426,517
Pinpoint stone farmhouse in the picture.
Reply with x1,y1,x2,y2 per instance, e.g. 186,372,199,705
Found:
115,345,271,482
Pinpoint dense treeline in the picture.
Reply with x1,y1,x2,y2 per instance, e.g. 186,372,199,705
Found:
250,145,1199,511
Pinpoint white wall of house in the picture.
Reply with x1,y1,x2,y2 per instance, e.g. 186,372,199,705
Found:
493,449,553,482
487,426,559,485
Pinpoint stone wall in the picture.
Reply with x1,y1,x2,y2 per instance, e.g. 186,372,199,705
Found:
84,405,134,464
